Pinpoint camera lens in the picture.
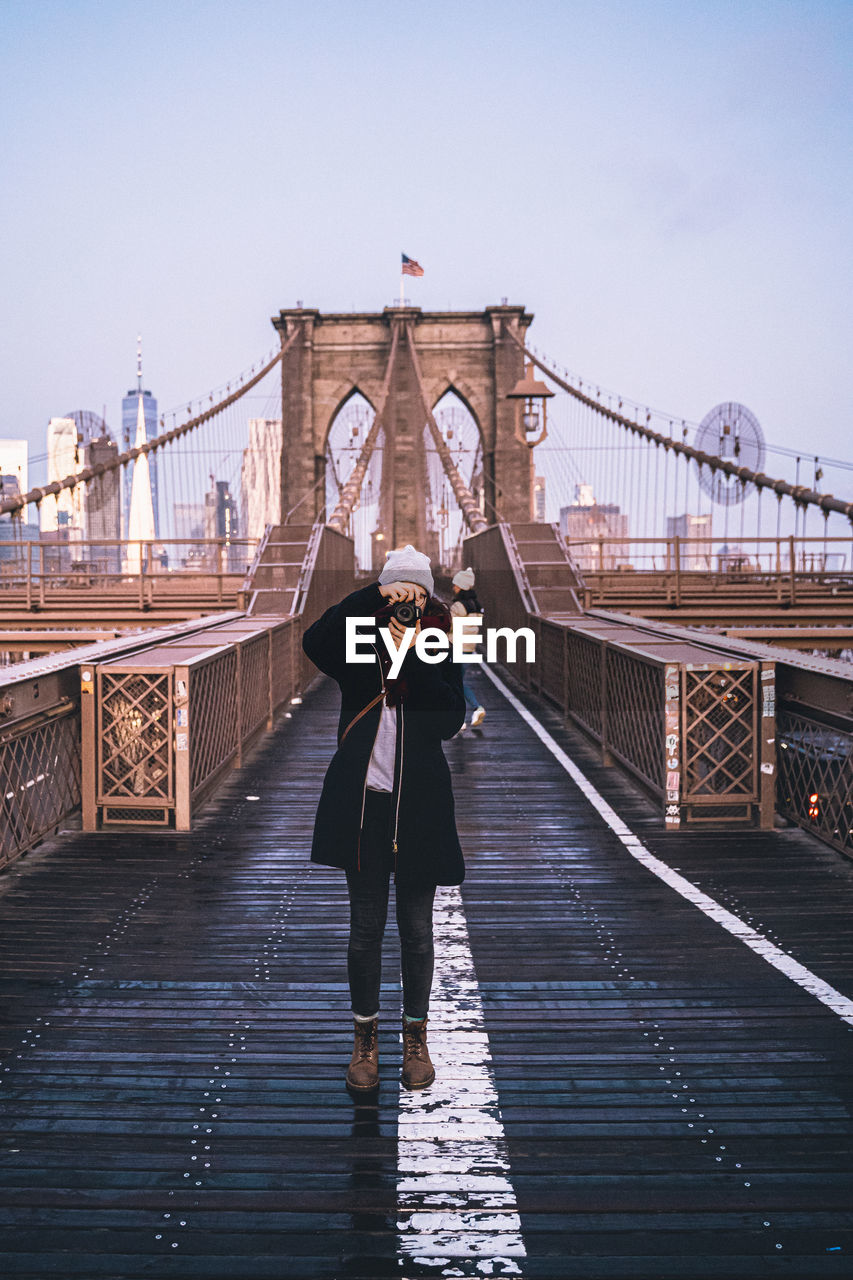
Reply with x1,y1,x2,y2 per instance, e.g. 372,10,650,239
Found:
391,601,421,625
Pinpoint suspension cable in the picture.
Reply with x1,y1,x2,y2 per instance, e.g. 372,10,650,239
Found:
502,323,853,524
1,332,298,519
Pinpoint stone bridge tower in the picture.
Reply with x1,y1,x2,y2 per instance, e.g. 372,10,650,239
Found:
271,305,535,546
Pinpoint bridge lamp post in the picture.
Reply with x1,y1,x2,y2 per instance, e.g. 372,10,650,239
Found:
371,529,388,572
507,362,554,447
507,362,554,517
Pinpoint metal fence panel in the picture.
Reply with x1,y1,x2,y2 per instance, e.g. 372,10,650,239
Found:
777,709,853,857
98,670,173,806
188,649,239,796
683,666,757,803
240,633,273,741
566,631,603,737
605,648,666,795
0,706,81,867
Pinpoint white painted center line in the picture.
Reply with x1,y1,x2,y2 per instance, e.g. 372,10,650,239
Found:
397,885,526,1276
483,663,853,1029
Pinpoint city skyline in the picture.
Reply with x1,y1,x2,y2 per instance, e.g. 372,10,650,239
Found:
0,0,850,492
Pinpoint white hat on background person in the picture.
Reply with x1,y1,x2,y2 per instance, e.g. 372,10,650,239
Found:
377,543,434,596
452,566,475,591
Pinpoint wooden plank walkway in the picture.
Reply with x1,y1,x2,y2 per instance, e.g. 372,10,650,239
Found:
1,663,852,1277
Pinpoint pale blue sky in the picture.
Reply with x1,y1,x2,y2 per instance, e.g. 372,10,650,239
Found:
1,0,851,481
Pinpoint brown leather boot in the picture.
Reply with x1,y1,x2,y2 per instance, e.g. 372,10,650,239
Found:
401,1015,435,1090
345,1017,379,1092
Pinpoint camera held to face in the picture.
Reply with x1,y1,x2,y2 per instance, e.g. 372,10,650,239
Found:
388,600,423,627
374,594,451,636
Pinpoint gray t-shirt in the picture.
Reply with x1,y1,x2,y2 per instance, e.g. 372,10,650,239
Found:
365,698,396,792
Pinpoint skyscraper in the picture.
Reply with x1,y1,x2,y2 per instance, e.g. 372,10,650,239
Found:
125,394,157,573
80,434,121,566
40,412,122,569
0,441,35,566
0,439,28,499
560,484,629,571
122,337,159,538
205,479,241,570
241,418,282,541
666,513,713,571
41,418,83,535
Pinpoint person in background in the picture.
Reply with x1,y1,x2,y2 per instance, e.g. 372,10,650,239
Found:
450,566,486,731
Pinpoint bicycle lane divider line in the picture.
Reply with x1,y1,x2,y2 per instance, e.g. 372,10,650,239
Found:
397,885,526,1277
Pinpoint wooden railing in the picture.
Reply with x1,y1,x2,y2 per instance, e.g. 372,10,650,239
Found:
562,535,852,609
0,537,261,610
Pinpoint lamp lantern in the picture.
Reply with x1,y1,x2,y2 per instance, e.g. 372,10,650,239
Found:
507,362,554,448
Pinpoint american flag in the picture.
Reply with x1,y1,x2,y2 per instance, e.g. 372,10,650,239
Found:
401,253,424,277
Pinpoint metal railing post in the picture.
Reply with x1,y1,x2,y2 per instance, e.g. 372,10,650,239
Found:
80,663,97,831
674,536,682,608
666,663,682,832
174,666,191,830
562,625,569,718
235,640,243,768
758,661,776,830
600,639,611,766
267,630,274,729
788,534,796,605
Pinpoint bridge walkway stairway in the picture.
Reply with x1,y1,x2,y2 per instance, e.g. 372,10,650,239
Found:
505,521,584,618
243,523,317,616
1,664,852,1277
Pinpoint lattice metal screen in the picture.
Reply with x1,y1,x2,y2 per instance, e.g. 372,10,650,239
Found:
566,632,603,737
98,672,173,802
1,710,81,866
683,667,756,800
605,650,665,792
271,622,296,709
537,621,566,711
189,650,238,794
104,805,170,825
240,634,271,740
777,710,853,856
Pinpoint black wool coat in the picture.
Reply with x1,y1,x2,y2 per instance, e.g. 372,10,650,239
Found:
301,582,467,886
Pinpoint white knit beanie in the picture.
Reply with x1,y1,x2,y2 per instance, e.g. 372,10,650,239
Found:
377,543,434,596
452,566,475,591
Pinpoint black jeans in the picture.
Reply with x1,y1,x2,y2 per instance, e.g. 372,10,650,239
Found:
345,789,436,1020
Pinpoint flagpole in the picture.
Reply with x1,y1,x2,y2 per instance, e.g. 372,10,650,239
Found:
400,264,405,308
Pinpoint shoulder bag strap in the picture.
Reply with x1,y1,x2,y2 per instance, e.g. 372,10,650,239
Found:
339,690,385,747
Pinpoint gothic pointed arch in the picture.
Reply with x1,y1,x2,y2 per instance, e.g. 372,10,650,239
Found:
320,380,378,456
324,388,383,570
430,379,486,445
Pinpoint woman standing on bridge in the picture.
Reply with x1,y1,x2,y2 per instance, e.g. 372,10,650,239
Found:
301,545,466,1094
